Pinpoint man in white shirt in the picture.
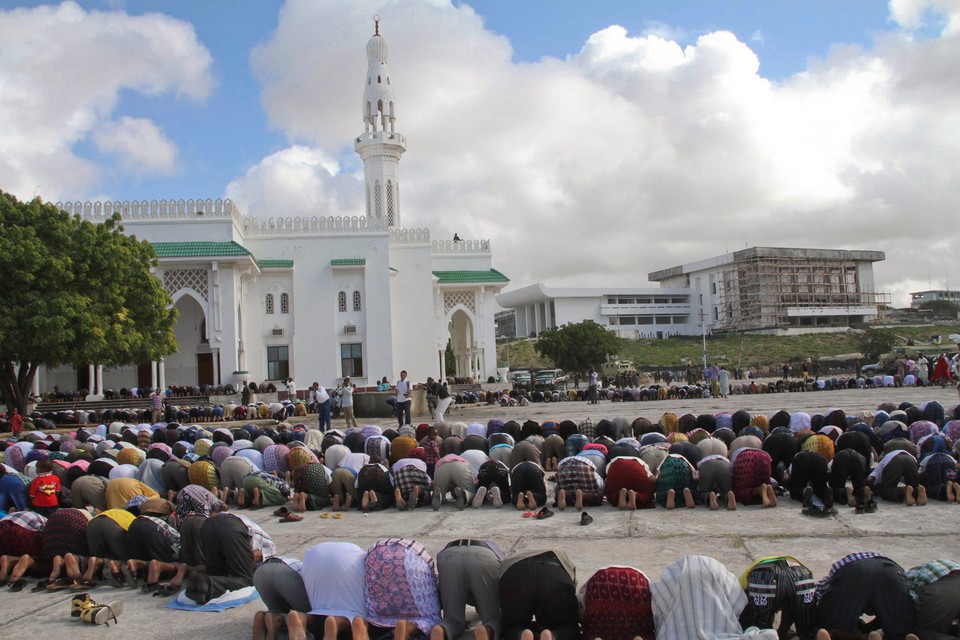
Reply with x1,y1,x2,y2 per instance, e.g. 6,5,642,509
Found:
395,370,412,427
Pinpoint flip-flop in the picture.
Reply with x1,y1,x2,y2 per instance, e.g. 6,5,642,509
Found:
279,513,303,523
332,512,344,519
273,506,290,517
535,507,554,519
9,579,27,593
31,580,50,593
45,577,72,592
153,584,179,597
110,570,126,588
142,582,159,593
320,512,331,519
72,579,98,590
522,511,534,518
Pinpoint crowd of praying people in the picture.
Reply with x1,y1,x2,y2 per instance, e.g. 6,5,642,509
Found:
0,397,959,636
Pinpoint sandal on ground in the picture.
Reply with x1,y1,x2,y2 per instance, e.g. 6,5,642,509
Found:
109,570,126,588
332,512,344,519
31,580,50,593
535,507,554,519
45,577,72,592
9,579,27,592
72,579,98,590
273,506,290,517
278,513,303,522
152,584,179,597
142,582,159,593
522,511,534,518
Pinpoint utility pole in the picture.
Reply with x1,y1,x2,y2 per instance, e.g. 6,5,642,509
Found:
700,308,708,374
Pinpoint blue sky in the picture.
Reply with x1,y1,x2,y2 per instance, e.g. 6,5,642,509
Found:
1,0,958,306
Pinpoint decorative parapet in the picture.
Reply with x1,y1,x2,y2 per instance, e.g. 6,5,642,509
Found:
242,215,388,235
389,227,431,244
55,198,239,221
431,239,491,255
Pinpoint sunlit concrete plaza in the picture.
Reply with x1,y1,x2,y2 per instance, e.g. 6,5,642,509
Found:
3,383,960,639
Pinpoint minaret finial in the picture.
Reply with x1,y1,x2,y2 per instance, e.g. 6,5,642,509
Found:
374,15,380,36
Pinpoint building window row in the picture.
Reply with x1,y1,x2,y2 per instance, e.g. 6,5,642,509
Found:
265,293,291,315
608,315,688,326
605,296,687,305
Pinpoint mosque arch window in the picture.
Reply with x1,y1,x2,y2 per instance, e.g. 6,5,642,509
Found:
281,293,290,314
338,291,347,313
265,293,275,315
374,181,382,217
353,290,362,312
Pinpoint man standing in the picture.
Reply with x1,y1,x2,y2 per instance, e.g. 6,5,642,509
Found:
395,370,412,427
341,378,358,429
588,369,599,405
315,383,331,432
435,380,453,423
150,389,164,425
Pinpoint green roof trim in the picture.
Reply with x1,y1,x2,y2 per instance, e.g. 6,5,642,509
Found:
331,258,366,266
432,269,510,284
259,259,294,269
152,241,251,258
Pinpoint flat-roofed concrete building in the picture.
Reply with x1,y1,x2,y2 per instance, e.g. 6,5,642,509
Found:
495,284,694,339
649,247,888,334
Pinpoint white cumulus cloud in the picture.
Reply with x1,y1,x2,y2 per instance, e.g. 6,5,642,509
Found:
0,1,213,200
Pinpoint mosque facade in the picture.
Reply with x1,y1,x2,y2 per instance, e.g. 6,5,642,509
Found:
42,25,507,397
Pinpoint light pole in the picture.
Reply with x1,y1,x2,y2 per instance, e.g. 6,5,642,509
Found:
700,308,708,375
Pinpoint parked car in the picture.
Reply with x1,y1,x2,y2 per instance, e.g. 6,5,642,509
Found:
534,368,566,391
509,370,532,391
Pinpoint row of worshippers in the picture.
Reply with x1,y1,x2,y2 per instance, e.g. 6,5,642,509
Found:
252,539,957,640
2,399,960,519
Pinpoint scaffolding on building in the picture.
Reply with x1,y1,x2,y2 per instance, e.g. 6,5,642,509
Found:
716,253,890,332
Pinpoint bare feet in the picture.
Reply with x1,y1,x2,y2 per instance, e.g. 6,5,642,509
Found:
539,630,554,640
429,624,446,640
627,489,637,511
264,611,285,640
237,489,246,508
666,488,676,510
519,631,535,640
252,487,261,508
953,482,960,503
762,484,777,508
815,630,831,640
342,494,353,511
352,617,369,640
575,489,584,512
948,481,956,503
683,487,695,508
726,490,737,510
525,491,536,510
361,491,370,512
491,486,503,508
332,494,341,511
846,486,855,507
905,485,917,506
917,484,928,506
708,491,719,510
557,489,566,511
394,488,406,510
516,492,526,511
618,487,628,510
409,486,420,509
474,624,493,640
287,611,308,640
323,616,340,640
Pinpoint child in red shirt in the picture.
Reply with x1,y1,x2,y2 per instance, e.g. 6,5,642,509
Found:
29,458,60,516
10,408,23,437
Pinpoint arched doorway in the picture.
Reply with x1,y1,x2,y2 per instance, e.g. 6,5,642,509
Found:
166,293,212,385
446,307,483,381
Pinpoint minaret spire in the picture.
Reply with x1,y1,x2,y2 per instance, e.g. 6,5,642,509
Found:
355,18,407,227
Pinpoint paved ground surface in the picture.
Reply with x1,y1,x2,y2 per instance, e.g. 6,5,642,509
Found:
3,384,960,639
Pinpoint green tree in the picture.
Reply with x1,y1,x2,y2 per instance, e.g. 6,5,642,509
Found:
0,191,178,415
858,328,898,361
534,320,620,374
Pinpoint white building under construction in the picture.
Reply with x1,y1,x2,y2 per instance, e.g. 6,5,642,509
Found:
496,246,888,338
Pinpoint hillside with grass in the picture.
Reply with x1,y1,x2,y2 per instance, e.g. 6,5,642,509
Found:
497,324,960,375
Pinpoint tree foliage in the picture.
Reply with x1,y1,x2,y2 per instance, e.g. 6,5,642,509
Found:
0,191,178,414
534,320,620,374
858,328,898,361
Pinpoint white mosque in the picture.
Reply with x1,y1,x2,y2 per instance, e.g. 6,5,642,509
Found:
42,22,508,396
